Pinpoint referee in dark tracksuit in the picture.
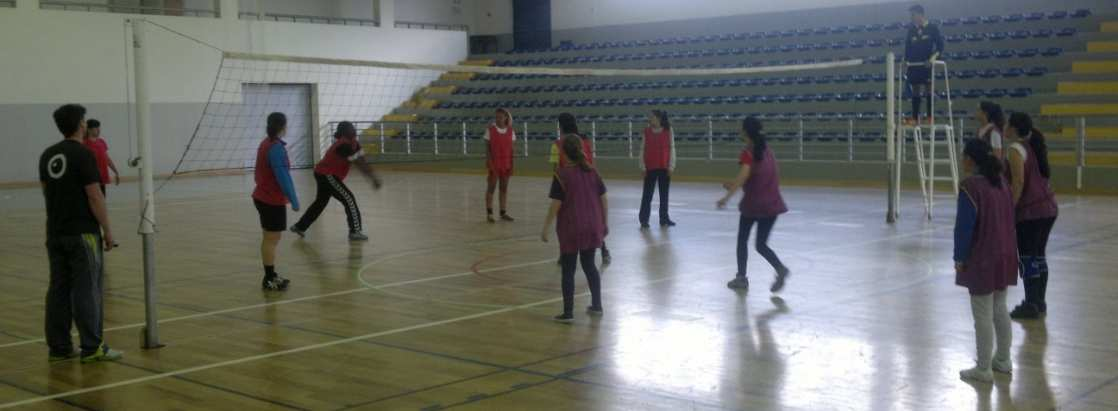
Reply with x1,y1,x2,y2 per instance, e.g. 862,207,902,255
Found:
904,4,945,124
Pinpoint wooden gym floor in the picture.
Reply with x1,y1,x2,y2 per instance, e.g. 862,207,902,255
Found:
0,171,1116,411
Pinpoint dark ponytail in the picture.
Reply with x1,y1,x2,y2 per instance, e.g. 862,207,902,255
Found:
334,121,357,139
651,110,671,131
743,116,767,163
266,112,287,140
1008,112,1050,179
978,101,1006,132
964,138,1003,187
561,134,592,171
558,112,579,135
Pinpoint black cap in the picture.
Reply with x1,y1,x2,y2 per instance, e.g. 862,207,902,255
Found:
909,4,925,14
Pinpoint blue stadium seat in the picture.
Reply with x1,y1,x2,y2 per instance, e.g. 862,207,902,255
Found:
777,95,795,104
940,18,960,27
978,68,1001,78
780,44,796,53
1048,10,1067,19
884,22,903,31
816,93,835,102
1057,28,1077,37
867,55,886,64
1004,14,1024,23
972,50,992,59
812,42,830,51
1025,12,1045,21
831,41,848,50
831,26,849,34
1041,47,1062,57
833,75,853,83
961,16,980,25
1017,48,1039,58
1009,88,1032,98
1072,9,1091,18
866,39,884,48
946,34,965,43
816,75,835,84
871,73,886,82
1002,68,1024,77
813,27,830,35
853,93,872,101
994,49,1016,59
795,94,814,102
778,77,796,85
796,28,814,36
765,30,781,38
852,74,871,83
965,32,984,42
1026,66,1048,77
796,76,813,85
873,92,887,101
779,29,797,38
985,89,1007,98
981,15,1002,24
962,89,984,99
866,23,885,32
987,32,1008,41
1009,30,1031,39
835,92,856,102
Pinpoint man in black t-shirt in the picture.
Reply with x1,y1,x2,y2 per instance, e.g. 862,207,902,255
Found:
903,4,945,124
38,104,122,363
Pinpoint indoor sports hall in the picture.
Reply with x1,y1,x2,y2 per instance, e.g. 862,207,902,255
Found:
1,0,1117,410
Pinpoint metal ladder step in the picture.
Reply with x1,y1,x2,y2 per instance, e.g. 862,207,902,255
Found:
931,176,957,182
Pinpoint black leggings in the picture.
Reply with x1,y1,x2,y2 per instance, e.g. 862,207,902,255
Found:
909,82,933,119
737,215,785,278
1016,217,1056,308
639,169,671,224
294,173,362,233
560,249,602,315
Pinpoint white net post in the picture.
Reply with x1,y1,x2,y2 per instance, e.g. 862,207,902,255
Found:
461,122,467,155
434,122,439,156
523,121,529,157
628,121,634,158
130,19,162,349
707,116,714,161
886,52,899,223
591,121,597,157
379,123,385,154
406,123,412,155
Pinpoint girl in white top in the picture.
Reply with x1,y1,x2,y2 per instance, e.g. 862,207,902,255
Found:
976,101,1006,160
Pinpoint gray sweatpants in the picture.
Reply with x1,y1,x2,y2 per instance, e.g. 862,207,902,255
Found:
45,233,105,356
970,289,1012,370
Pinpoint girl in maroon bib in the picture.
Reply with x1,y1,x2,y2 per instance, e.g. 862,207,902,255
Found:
1005,113,1058,319
485,108,516,222
541,135,607,323
955,138,1017,383
638,110,677,228
716,117,789,293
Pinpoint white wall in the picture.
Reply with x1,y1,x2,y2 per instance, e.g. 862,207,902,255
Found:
0,5,467,183
239,0,335,17
550,0,909,31
394,0,468,25
470,0,510,35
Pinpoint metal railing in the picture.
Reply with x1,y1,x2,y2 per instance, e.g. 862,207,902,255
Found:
395,20,468,32
239,12,379,27
324,118,897,164
40,0,217,17
0,0,15,8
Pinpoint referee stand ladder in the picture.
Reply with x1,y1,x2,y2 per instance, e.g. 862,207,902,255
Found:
893,60,959,220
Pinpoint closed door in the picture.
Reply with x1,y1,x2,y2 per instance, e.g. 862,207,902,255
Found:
242,83,314,169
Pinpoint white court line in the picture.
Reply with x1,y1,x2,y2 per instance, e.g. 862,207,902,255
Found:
0,224,940,408
0,256,551,350
0,269,687,410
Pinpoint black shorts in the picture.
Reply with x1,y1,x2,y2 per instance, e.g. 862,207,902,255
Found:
253,199,286,232
907,66,931,85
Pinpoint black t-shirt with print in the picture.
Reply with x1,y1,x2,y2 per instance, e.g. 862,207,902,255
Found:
39,139,101,237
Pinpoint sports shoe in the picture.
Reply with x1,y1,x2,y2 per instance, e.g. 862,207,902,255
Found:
992,358,1012,374
640,223,651,229
262,276,291,291
487,215,496,223
771,267,790,293
660,220,676,227
959,366,993,383
48,350,79,363
500,213,515,222
587,306,604,316
601,248,612,265
1009,302,1043,320
553,313,574,323
349,231,369,241
727,277,749,290
80,345,123,364
289,225,306,238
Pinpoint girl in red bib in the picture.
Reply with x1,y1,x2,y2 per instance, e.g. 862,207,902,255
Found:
290,121,382,241
485,108,516,222
253,112,300,291
717,117,790,293
638,110,677,228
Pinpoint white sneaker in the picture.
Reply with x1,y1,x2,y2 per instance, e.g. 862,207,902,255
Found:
992,358,1013,374
960,366,993,383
